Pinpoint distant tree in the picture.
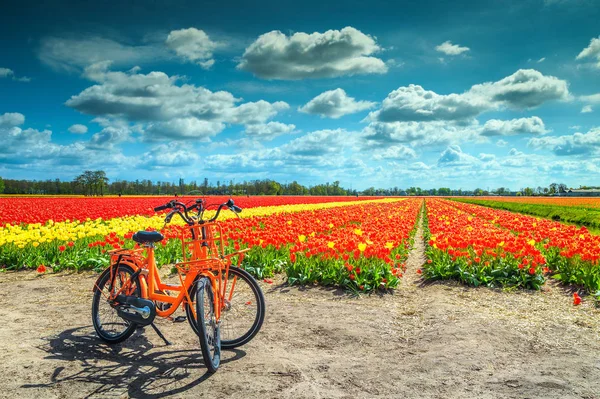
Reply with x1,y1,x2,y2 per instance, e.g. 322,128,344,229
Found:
558,183,568,193
549,183,558,194
0,176,4,194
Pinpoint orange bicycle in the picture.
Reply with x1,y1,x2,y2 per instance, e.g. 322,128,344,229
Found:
91,198,265,373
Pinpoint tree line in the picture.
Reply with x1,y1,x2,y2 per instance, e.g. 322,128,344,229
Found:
0,172,572,197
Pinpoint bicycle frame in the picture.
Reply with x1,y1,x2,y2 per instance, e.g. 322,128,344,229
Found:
99,220,249,323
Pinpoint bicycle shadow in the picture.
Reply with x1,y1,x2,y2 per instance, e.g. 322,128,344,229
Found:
24,326,246,399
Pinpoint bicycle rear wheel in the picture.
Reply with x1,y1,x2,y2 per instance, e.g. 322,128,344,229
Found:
196,277,220,373
92,264,141,344
186,266,265,349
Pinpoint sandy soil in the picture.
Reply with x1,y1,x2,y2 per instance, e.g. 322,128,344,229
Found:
0,218,599,399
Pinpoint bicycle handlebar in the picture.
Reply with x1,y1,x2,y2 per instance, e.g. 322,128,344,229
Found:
154,198,243,225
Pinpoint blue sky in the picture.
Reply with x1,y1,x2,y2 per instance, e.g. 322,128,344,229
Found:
1,0,599,190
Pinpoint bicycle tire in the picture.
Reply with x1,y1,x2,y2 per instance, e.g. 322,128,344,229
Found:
185,266,265,349
196,277,221,373
92,264,141,344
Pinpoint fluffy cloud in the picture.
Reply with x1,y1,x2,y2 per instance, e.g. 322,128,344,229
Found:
372,145,417,160
237,27,387,80
140,142,200,168
368,85,488,122
581,105,593,113
38,37,166,72
362,121,481,147
68,124,88,134
0,112,25,128
368,69,569,123
480,116,548,136
469,69,569,109
244,122,296,140
435,41,470,56
66,62,288,141
576,36,600,68
165,28,219,69
299,89,376,118
528,127,600,156
437,145,480,166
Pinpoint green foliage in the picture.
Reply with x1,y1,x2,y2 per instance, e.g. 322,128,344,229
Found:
0,176,4,194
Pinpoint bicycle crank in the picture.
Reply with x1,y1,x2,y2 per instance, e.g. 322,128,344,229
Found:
114,295,157,326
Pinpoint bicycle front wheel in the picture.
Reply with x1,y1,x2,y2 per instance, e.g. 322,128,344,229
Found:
196,277,221,373
185,266,265,349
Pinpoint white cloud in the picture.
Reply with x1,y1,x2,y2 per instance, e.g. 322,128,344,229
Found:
537,57,546,63
0,112,25,128
580,93,600,103
362,120,481,147
244,122,296,140
437,145,480,166
480,116,548,136
372,145,417,160
299,89,376,118
528,127,600,156
435,41,470,56
0,68,13,78
66,63,288,141
0,67,30,82
68,124,88,134
581,105,593,113
496,139,508,147
479,153,496,162
576,36,600,68
237,27,387,80
469,69,570,109
39,37,168,72
165,28,219,69
141,142,200,168
368,69,569,123
368,84,488,122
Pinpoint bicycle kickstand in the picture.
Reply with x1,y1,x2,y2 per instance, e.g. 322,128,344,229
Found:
150,322,172,346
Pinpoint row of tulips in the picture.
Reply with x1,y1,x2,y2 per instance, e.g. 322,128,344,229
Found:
0,197,423,292
423,199,546,289
446,200,600,293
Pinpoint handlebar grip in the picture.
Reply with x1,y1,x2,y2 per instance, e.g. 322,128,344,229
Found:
231,205,242,213
154,204,169,212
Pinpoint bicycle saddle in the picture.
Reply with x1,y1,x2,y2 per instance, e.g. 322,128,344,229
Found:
132,231,164,243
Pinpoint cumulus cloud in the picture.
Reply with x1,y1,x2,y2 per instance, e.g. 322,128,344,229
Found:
38,37,166,72
435,41,470,56
437,145,480,166
576,36,600,68
237,27,387,80
368,84,488,123
480,116,548,136
165,28,219,69
244,122,296,140
141,142,200,168
528,127,600,156
581,105,593,113
68,124,88,134
299,88,376,118
368,69,569,123
469,69,570,109
66,62,288,141
362,121,481,147
0,112,25,128
372,145,417,160
496,139,508,147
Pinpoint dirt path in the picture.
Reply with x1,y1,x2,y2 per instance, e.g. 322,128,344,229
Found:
0,216,599,398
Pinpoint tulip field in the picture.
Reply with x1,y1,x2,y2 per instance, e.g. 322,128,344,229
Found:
1,195,599,296
423,198,600,295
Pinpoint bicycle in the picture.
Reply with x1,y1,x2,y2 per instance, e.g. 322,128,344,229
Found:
91,198,266,373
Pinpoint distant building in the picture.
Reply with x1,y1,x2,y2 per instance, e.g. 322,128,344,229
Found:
566,189,600,197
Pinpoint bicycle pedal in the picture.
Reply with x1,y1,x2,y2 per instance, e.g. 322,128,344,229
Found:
172,316,187,323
